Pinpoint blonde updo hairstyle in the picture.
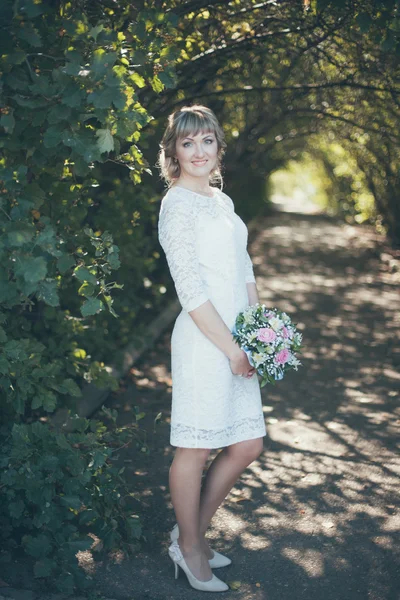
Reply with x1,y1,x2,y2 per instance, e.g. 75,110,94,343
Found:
157,105,227,189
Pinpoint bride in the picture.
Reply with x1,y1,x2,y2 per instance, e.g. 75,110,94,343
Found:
157,104,267,592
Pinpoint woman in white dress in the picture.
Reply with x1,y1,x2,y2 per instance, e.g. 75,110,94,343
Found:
157,105,267,592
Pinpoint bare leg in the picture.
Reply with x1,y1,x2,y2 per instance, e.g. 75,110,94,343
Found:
198,438,264,555
169,447,212,581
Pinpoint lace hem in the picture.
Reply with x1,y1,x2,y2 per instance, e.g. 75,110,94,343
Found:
170,415,267,449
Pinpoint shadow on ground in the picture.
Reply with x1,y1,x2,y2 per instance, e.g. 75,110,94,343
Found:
6,204,397,600
80,206,400,600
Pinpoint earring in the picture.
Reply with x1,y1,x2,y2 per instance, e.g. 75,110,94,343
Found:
173,157,178,163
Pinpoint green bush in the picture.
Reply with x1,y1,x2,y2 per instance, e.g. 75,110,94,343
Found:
0,409,145,595
0,0,178,593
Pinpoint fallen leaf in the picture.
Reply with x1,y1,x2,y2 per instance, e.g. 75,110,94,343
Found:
229,494,248,503
228,580,242,590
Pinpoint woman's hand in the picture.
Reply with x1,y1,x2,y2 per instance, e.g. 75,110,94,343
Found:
228,348,256,378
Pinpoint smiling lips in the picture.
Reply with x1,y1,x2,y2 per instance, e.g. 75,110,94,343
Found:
192,160,207,166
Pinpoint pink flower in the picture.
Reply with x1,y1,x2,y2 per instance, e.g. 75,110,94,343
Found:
275,348,290,365
282,326,289,339
257,327,276,343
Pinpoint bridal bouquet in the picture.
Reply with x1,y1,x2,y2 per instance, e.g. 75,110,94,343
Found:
232,304,303,387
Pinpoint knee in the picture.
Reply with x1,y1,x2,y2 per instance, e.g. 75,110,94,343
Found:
245,438,264,463
229,438,264,465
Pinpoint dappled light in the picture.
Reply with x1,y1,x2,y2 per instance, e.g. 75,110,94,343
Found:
269,148,377,225
1,0,399,596
90,200,399,599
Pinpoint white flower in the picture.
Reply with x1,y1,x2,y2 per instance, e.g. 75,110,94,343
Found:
289,357,301,370
269,317,283,332
243,311,254,325
253,352,267,366
247,331,259,343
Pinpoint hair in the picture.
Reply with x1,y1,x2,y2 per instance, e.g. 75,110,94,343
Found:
156,104,227,189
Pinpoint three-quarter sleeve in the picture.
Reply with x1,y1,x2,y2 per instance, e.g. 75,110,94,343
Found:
244,250,256,284
158,193,209,312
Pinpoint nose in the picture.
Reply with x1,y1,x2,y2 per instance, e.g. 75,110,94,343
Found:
193,142,206,158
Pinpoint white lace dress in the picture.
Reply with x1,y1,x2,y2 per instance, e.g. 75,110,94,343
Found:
158,185,267,449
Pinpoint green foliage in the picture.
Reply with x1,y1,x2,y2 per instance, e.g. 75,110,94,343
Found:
315,0,400,53
269,148,377,226
0,0,178,593
0,410,145,595
69,171,170,367
160,0,399,242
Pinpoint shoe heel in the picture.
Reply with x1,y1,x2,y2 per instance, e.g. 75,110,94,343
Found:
169,541,229,592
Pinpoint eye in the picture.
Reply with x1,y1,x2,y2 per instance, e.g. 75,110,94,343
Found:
183,142,192,147
205,138,214,144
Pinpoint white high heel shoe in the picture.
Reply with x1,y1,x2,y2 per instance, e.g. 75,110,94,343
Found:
170,524,232,568
168,541,229,592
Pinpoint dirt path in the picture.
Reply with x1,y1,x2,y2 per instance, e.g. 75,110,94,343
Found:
88,202,399,600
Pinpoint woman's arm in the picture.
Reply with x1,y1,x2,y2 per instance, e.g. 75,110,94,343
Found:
158,193,242,360
244,249,259,306
158,193,209,312
246,281,259,306
188,300,242,360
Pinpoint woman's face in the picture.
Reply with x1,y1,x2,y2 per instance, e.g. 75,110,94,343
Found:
174,130,218,179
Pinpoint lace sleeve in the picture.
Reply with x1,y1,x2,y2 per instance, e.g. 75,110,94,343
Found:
245,250,256,284
158,192,209,312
